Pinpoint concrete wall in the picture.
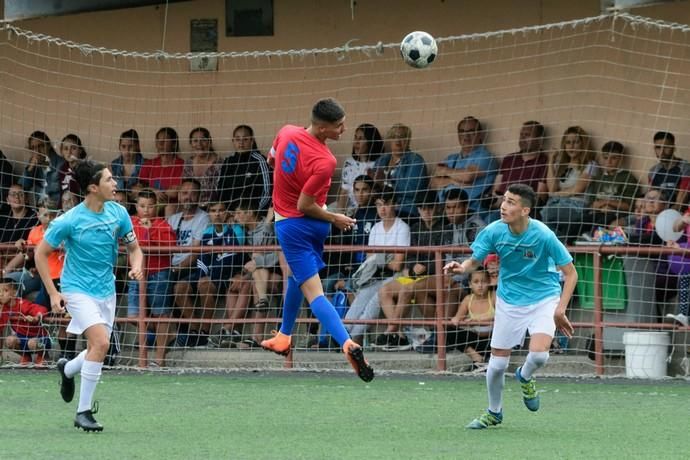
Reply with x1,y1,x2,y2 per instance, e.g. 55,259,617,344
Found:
1,0,689,180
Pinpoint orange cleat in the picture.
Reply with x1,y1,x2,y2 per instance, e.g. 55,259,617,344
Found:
19,353,32,366
260,331,291,356
343,339,374,382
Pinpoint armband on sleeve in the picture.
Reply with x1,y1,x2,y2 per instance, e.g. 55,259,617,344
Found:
122,230,137,245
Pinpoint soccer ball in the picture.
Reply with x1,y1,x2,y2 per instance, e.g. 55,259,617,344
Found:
400,31,438,69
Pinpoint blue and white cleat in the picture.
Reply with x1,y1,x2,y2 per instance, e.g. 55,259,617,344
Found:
465,410,503,429
515,366,540,412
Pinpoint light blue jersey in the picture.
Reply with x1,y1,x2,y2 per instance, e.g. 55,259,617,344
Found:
45,201,133,299
470,218,572,306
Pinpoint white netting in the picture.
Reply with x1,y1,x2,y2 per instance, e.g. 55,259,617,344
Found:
0,13,689,377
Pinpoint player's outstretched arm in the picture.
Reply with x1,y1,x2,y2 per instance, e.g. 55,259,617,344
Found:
297,192,355,231
443,258,480,275
555,262,577,338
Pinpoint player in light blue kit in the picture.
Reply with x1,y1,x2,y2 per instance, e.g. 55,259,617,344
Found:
444,183,576,429
35,161,144,432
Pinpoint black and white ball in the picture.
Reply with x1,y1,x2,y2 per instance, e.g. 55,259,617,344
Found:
400,31,438,69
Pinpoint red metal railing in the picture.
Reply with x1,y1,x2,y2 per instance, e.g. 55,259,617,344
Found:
3,243,688,373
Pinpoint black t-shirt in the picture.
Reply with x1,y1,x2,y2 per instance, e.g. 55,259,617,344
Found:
0,206,38,243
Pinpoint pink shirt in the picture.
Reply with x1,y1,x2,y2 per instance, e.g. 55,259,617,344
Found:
270,125,336,218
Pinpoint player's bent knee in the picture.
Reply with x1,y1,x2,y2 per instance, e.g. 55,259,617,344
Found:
5,335,19,349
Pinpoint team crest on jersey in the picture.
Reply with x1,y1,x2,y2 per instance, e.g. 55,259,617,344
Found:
523,249,535,259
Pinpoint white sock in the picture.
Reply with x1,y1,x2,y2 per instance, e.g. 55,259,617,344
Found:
77,360,103,413
65,349,87,378
486,355,510,414
520,351,549,381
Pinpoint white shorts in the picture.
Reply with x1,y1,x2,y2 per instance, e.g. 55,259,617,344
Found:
490,295,559,350
64,292,117,336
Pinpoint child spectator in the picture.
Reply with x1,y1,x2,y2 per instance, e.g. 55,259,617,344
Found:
128,188,176,367
0,278,50,366
229,200,282,348
446,268,495,370
196,200,246,347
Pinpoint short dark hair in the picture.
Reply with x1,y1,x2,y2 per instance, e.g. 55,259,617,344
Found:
74,160,107,196
235,198,259,212
523,120,545,139
506,183,536,209
654,131,675,144
416,189,439,209
602,141,625,155
136,188,157,203
445,187,469,203
181,177,202,191
376,185,397,205
311,98,345,124
353,174,374,190
0,278,18,290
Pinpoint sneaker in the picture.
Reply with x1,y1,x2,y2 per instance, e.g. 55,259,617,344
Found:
515,366,540,412
466,410,503,429
254,298,270,311
260,331,291,356
57,358,75,403
19,354,31,366
471,362,488,373
372,333,390,348
74,403,103,432
666,313,689,327
383,333,412,352
209,328,242,348
343,339,374,382
34,352,46,367
415,333,437,354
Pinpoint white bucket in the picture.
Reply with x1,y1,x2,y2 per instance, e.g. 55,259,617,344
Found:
622,332,670,379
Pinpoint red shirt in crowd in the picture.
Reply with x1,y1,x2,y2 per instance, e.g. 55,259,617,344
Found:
269,125,337,218
139,155,184,191
131,216,177,274
0,298,49,337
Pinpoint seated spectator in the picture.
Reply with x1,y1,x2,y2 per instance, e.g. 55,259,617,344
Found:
336,123,384,212
486,121,547,222
111,129,144,200
183,127,221,209
0,278,50,366
0,150,16,202
372,123,428,220
649,131,690,209
664,210,690,328
167,178,210,346
19,131,65,206
582,141,640,234
443,268,495,369
58,134,88,202
228,200,282,348
377,189,445,350
441,187,486,309
345,187,410,346
196,200,246,347
0,185,39,295
217,125,272,213
624,188,666,245
430,116,498,214
127,189,176,366
541,126,597,243
140,127,184,216
61,190,79,212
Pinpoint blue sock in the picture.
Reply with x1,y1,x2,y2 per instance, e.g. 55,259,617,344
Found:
279,276,304,336
309,295,350,346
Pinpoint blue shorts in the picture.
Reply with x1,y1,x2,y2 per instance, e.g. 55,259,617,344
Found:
127,269,173,317
14,332,52,352
275,217,330,285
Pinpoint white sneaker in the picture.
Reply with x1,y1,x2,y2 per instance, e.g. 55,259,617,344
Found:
666,313,689,327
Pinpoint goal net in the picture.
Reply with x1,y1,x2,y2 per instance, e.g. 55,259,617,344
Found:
0,13,689,377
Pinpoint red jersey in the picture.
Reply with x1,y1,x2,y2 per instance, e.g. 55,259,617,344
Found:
140,155,184,191
270,125,337,218
131,216,176,274
0,298,49,337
